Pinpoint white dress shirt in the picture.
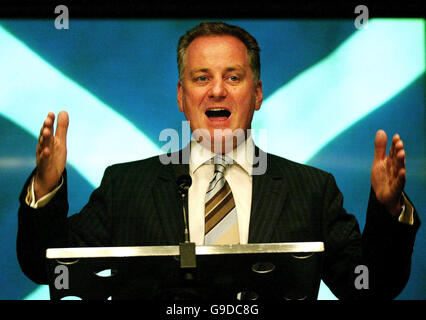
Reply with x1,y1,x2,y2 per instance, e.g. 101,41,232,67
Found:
188,136,255,245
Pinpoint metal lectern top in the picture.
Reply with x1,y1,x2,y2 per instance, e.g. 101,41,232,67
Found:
47,242,324,258
46,242,324,300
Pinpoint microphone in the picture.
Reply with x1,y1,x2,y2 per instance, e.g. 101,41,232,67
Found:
176,174,192,243
177,174,192,196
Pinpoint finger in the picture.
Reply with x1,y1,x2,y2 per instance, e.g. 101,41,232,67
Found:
392,138,404,170
37,127,48,155
40,142,51,158
396,148,406,170
389,133,400,159
42,126,53,147
37,128,52,164
396,167,406,191
37,112,55,156
45,112,55,134
39,112,53,131
42,113,55,144
395,139,404,152
38,112,54,141
374,129,387,161
55,110,69,142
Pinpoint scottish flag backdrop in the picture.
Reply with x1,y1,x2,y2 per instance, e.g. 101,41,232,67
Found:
0,19,424,300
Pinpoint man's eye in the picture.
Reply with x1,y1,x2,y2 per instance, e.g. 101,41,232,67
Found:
229,76,240,81
196,76,208,82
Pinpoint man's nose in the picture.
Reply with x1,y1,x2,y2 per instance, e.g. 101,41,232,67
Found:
208,79,227,100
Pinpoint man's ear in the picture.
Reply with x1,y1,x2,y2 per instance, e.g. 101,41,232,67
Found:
255,80,263,111
177,81,184,113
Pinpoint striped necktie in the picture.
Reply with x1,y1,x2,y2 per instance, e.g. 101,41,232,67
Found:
204,155,239,245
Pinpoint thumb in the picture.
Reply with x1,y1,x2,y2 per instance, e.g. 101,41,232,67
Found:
55,110,69,142
374,129,387,162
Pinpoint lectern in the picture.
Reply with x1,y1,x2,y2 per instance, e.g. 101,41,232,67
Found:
46,242,324,300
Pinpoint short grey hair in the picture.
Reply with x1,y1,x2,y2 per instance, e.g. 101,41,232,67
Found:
177,22,261,82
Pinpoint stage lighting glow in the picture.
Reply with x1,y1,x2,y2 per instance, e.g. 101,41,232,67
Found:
253,19,425,163
0,25,162,188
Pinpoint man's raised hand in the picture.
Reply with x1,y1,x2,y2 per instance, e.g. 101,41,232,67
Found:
34,111,69,201
371,129,406,216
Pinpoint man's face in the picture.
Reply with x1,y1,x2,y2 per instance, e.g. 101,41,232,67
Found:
177,35,263,152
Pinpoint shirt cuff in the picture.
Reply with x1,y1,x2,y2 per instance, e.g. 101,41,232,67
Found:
25,176,64,209
397,193,414,225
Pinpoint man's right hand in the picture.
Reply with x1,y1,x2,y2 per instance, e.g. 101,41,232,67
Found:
34,111,69,202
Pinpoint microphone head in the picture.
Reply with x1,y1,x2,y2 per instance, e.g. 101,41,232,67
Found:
177,174,192,195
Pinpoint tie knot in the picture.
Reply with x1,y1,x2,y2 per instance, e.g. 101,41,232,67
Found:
212,155,232,173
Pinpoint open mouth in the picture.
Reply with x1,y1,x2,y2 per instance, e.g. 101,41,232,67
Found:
205,108,231,119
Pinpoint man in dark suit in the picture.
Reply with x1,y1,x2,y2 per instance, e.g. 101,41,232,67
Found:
17,22,420,299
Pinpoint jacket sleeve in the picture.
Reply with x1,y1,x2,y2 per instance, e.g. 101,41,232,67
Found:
16,167,114,284
321,173,420,299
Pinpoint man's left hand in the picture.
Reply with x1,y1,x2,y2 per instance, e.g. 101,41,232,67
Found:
371,130,406,216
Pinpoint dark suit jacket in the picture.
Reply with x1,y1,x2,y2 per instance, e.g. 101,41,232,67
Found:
17,149,420,299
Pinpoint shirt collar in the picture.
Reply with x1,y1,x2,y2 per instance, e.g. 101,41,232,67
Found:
189,135,255,176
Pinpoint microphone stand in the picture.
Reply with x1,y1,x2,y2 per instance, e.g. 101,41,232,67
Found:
177,176,196,281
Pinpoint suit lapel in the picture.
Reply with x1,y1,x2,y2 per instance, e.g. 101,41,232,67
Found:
150,146,290,244
248,149,289,243
150,148,190,245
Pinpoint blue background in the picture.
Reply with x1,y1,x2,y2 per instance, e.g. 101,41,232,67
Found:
0,19,424,299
